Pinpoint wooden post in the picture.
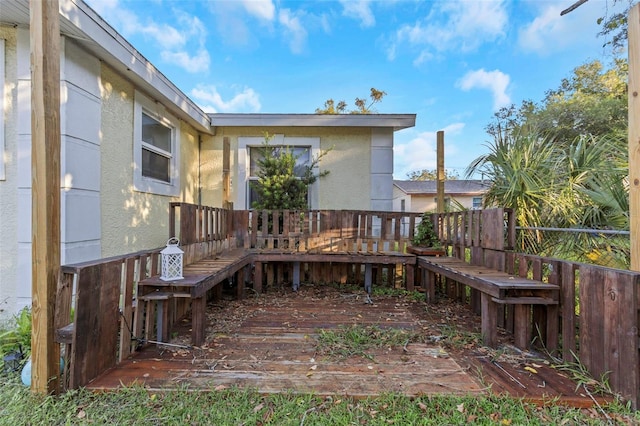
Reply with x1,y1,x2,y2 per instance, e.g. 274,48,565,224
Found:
223,136,231,203
629,5,640,271
30,0,61,393
436,130,445,213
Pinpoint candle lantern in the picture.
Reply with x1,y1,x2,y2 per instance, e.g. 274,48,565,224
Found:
160,237,184,281
3,346,23,373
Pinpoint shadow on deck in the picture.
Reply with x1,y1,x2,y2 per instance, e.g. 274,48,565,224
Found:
86,285,611,408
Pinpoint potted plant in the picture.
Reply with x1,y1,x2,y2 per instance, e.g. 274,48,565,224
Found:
407,213,446,256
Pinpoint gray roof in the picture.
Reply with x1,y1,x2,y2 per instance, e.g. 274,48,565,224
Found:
393,180,489,195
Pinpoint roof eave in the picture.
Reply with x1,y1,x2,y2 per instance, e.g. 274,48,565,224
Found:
209,113,417,131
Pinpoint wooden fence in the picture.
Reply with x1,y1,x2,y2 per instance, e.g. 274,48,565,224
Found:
54,204,640,408
434,209,640,408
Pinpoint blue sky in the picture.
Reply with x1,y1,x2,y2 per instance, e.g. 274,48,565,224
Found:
85,0,624,179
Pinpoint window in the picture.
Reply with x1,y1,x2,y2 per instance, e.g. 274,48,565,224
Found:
133,91,180,196
238,136,320,209
472,197,482,209
0,39,5,181
248,145,310,208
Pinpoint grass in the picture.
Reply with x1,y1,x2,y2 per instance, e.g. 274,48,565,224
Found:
2,289,638,424
315,324,422,360
1,375,639,425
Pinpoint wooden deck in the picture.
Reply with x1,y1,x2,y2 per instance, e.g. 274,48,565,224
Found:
86,285,611,407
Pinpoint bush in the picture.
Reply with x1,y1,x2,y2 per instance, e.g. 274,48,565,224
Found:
411,213,441,248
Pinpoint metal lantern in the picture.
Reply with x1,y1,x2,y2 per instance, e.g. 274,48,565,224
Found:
3,346,23,373
160,237,184,281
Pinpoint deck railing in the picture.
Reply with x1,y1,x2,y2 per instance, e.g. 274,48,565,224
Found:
55,204,640,408
434,209,640,408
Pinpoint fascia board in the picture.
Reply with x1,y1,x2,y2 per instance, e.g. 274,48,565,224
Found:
209,114,417,131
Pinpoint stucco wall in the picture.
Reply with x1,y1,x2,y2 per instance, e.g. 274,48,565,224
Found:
215,126,371,210
0,26,18,319
99,64,203,257
392,191,482,213
199,133,224,207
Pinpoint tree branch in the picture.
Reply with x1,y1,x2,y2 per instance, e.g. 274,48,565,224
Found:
560,0,589,16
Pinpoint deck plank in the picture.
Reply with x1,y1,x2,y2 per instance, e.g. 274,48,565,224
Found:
85,285,611,406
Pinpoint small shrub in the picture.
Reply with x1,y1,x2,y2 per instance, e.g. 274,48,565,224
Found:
411,213,441,248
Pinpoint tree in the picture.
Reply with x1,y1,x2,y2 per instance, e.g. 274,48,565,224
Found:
469,59,630,266
485,59,627,146
316,88,386,114
407,169,460,181
250,135,330,210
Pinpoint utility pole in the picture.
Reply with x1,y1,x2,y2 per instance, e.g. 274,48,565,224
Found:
436,131,445,213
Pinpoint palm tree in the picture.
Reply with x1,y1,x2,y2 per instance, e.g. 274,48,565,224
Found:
467,131,629,267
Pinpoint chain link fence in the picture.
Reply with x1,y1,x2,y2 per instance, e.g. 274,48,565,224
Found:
515,227,630,270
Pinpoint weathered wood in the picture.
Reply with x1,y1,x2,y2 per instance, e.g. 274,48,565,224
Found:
417,256,559,349
70,261,121,389
579,265,606,377
481,293,497,346
57,204,640,408
119,257,137,361
603,269,639,407
30,0,61,394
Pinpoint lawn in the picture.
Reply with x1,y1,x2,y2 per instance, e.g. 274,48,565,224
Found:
1,371,639,425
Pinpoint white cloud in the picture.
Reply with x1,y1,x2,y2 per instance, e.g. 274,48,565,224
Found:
279,9,308,54
340,0,375,28
457,69,511,111
517,4,601,55
85,0,210,73
394,123,465,178
190,85,261,113
241,0,276,21
388,0,507,63
161,49,210,74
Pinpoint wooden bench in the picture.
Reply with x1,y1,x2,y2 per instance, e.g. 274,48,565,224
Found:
417,256,559,349
252,250,416,294
137,248,252,346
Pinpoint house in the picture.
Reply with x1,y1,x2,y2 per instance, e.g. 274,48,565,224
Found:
392,180,489,213
0,0,415,319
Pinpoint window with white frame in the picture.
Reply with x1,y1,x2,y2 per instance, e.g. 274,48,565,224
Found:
0,39,5,181
133,91,180,196
238,136,320,210
472,197,482,209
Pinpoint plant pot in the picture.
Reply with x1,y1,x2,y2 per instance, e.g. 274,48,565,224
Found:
406,245,446,256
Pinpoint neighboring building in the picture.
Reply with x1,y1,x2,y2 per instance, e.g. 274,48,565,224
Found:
0,0,415,318
393,180,490,213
